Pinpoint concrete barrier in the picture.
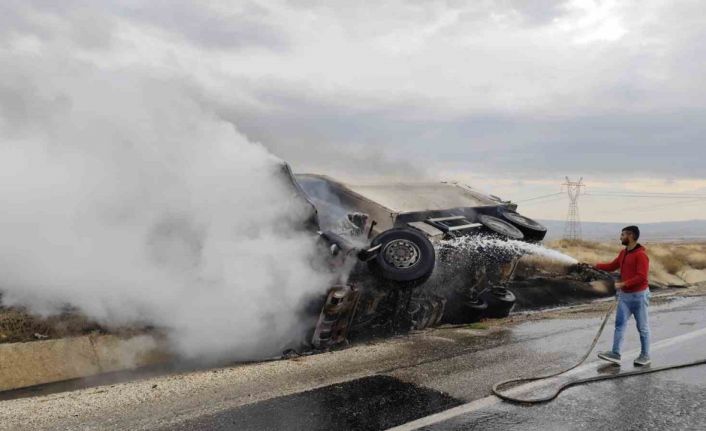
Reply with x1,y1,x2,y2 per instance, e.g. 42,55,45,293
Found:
0,334,169,392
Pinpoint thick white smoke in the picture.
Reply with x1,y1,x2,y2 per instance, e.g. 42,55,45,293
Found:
0,30,333,360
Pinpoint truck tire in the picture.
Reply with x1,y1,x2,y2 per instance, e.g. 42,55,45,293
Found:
480,287,516,318
500,211,547,241
368,228,436,284
478,215,525,240
442,297,488,324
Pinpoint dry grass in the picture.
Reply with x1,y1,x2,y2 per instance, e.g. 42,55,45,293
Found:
671,245,706,270
659,255,684,275
547,240,706,284
0,306,106,344
0,302,154,344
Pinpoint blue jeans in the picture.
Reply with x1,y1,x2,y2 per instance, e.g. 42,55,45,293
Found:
612,290,651,357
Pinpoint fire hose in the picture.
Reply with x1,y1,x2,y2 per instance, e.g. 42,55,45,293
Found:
492,299,706,404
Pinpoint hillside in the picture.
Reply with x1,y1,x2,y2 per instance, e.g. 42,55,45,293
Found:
540,219,706,242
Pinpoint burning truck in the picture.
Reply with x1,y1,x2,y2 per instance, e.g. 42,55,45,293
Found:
277,163,561,351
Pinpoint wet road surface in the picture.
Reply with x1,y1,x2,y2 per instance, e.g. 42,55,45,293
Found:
3,293,706,430
417,367,706,430
396,296,706,431
164,296,706,431
162,376,462,431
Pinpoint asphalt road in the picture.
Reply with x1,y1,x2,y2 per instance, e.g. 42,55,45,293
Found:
395,295,706,431
2,292,706,430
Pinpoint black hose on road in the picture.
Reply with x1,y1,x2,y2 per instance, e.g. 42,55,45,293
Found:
492,301,706,404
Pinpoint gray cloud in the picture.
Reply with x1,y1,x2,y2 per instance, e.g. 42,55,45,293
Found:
199,0,705,182
0,1,286,52
216,86,706,179
2,0,705,183
198,80,432,180
0,0,115,49
505,0,568,26
118,1,288,51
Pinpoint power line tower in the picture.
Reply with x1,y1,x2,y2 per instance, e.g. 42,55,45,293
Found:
562,177,585,241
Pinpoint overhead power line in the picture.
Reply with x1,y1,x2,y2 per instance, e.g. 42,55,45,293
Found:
519,196,566,206
516,192,564,203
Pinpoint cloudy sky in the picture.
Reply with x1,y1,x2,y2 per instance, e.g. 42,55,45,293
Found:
2,0,705,223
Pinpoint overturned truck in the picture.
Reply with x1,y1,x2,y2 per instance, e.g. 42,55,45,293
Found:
281,164,553,350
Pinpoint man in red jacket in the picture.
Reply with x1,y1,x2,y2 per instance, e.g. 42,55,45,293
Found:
594,226,651,366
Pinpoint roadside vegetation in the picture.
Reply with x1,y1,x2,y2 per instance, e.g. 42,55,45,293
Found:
548,240,706,285
0,305,102,344
0,298,148,344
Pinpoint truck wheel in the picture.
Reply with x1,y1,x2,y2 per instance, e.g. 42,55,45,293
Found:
481,287,516,318
368,228,436,284
442,297,488,324
500,211,547,241
478,215,524,240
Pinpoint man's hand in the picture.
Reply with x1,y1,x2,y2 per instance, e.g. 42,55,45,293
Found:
615,281,625,290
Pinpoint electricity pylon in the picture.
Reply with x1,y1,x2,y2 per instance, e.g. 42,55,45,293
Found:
563,177,585,241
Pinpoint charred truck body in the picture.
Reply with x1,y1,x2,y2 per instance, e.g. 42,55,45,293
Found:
279,164,549,350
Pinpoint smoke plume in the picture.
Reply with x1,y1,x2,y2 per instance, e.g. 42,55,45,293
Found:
0,14,333,360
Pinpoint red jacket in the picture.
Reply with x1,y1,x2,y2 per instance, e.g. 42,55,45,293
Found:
595,244,650,293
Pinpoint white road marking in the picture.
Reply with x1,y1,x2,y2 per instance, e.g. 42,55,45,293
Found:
387,325,706,431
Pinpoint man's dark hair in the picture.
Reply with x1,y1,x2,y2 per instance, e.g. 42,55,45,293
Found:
622,225,640,240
